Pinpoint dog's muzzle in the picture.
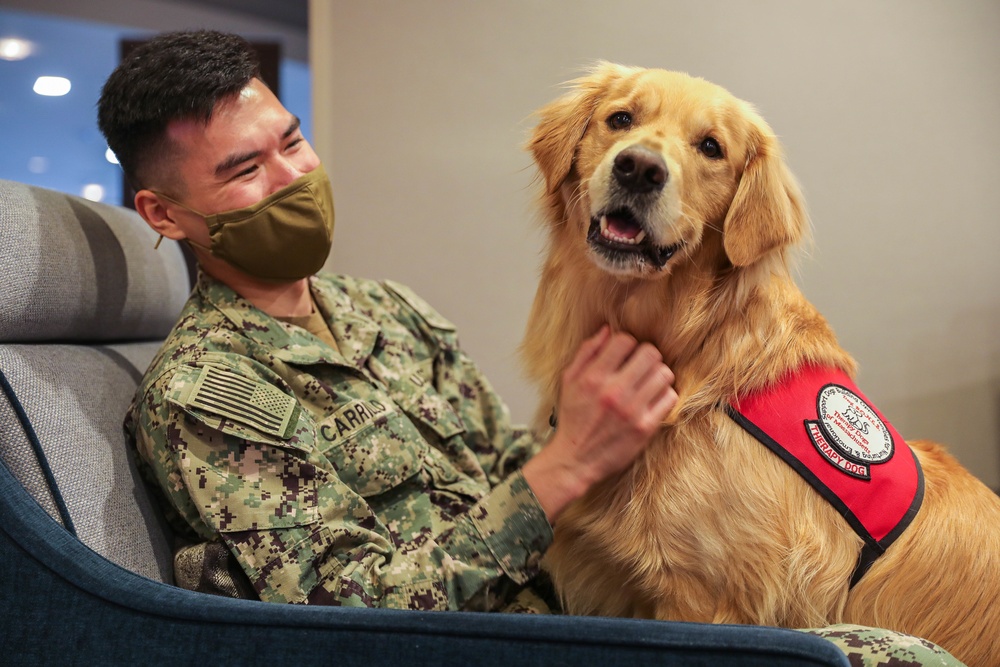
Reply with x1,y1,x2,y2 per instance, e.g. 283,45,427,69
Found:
588,145,682,272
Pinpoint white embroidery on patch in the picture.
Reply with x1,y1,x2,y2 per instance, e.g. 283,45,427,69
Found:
807,421,872,479
806,384,894,478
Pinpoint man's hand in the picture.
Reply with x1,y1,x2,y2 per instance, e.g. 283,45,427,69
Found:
522,326,677,523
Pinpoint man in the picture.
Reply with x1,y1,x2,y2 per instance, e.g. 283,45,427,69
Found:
103,29,676,610
102,30,960,664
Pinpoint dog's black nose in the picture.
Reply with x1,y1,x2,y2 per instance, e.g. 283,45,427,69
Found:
613,145,668,193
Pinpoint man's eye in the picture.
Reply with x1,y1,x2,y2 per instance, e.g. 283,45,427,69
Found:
698,137,724,159
285,138,303,150
606,111,633,131
233,165,258,179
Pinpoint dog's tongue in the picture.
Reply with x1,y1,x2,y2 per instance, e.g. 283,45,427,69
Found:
606,214,642,240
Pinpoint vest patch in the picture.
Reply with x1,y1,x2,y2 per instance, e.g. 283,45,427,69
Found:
727,366,924,586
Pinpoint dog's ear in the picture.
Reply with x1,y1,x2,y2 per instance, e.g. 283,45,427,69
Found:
529,62,634,194
722,114,807,267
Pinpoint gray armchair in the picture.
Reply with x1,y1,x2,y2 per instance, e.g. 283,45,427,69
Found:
0,178,848,666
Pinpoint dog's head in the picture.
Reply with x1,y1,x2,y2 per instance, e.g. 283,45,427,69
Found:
529,63,806,278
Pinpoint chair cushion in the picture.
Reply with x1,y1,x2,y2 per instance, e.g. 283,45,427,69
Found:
0,178,188,583
0,178,191,343
0,342,174,583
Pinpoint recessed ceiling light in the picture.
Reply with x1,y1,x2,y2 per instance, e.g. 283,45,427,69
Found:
105,147,119,165
33,76,71,97
0,37,33,61
81,184,105,202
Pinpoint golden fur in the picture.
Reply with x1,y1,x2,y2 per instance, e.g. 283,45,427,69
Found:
522,63,1000,666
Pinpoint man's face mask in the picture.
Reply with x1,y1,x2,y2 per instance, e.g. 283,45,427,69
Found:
156,164,335,282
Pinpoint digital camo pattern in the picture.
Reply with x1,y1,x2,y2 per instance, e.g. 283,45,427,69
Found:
801,624,966,666
123,272,959,657
126,272,553,609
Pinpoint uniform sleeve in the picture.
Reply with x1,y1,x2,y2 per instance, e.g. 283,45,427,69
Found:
131,358,553,611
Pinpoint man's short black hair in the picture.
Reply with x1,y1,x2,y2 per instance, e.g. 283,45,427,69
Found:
97,30,261,190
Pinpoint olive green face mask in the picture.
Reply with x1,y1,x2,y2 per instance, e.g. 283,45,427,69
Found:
157,164,335,282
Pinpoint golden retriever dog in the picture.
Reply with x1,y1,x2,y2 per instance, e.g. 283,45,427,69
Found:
522,62,1000,666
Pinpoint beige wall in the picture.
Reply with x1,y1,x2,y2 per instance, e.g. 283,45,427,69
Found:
312,1,1000,487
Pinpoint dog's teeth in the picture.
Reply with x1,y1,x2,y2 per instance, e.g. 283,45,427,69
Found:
599,215,646,245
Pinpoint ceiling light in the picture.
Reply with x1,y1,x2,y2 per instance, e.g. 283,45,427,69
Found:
33,76,71,97
81,184,105,202
0,37,33,61
105,147,119,165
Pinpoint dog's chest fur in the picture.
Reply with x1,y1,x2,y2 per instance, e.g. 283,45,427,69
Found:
544,408,860,625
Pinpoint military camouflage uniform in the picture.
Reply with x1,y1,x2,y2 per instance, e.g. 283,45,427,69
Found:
802,625,964,665
125,272,965,663
126,271,553,610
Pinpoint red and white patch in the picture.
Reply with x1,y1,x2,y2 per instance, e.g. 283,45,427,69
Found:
806,384,894,479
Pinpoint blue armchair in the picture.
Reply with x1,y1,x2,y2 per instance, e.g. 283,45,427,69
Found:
0,178,848,666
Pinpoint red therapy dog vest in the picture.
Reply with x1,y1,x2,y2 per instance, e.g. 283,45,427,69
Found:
726,366,924,586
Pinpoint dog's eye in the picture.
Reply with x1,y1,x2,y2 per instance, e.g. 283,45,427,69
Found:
607,111,633,131
699,137,724,159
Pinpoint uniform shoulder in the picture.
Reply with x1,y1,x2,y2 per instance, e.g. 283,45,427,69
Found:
314,273,456,333
381,280,456,332
137,302,247,397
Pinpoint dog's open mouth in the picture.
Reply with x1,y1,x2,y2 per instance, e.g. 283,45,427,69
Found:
587,208,681,270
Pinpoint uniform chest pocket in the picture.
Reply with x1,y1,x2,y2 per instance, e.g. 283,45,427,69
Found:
368,355,467,443
392,386,466,443
315,397,428,497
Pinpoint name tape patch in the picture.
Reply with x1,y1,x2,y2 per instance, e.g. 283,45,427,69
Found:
319,398,396,443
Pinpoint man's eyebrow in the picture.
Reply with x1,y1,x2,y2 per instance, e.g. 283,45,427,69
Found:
282,116,302,140
213,116,303,177
214,149,260,178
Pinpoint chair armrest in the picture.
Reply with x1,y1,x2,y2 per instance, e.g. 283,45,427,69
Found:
0,457,847,666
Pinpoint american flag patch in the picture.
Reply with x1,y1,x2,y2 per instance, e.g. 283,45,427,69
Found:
187,365,300,439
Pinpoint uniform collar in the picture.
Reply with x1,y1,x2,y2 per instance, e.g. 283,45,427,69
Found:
196,271,379,369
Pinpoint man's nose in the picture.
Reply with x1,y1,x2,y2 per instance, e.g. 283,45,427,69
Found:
270,158,309,192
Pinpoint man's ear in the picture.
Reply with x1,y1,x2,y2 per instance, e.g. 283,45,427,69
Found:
134,189,187,241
